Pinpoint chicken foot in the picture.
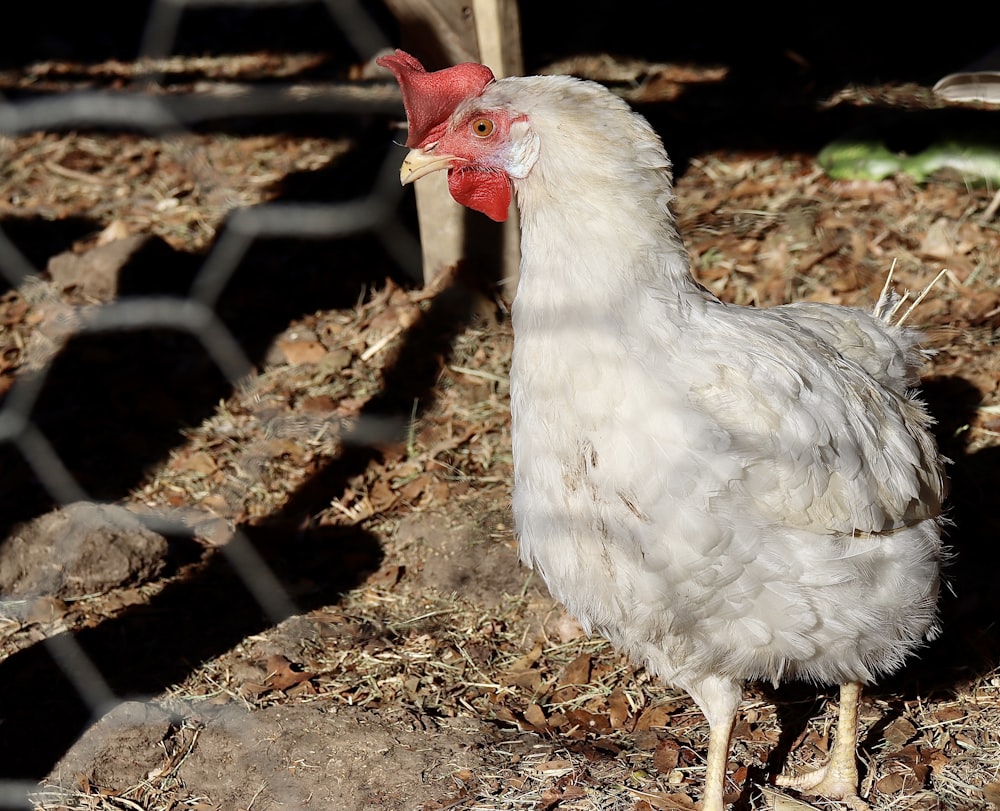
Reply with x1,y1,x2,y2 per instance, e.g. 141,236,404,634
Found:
775,681,870,810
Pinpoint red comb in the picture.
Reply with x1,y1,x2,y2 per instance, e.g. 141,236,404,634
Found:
377,49,495,148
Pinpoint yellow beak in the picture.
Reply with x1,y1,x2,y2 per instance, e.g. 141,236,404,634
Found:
399,148,459,185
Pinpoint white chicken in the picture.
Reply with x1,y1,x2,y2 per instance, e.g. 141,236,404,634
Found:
378,50,947,811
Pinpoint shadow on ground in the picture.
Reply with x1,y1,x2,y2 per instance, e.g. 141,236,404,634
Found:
0,121,503,785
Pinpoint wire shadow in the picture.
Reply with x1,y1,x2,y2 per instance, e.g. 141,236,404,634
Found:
0,135,407,539
0,250,492,788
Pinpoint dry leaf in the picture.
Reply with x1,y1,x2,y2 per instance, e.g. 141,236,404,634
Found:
875,772,905,795
732,719,753,743
558,652,592,687
320,348,353,373
264,654,313,692
547,711,568,729
96,588,147,613
552,652,592,702
299,394,338,412
627,788,696,810
523,703,548,729
171,450,217,475
502,668,543,692
635,704,674,731
200,493,232,516
428,478,451,504
368,477,398,512
534,759,574,773
286,680,316,698
240,680,268,698
881,744,932,793
396,475,426,502
934,706,965,723
492,704,519,727
277,338,328,365
507,642,542,673
883,716,917,747
564,708,612,734
921,747,949,772
368,564,404,588
537,788,564,811
653,739,680,774
634,730,659,751
608,688,631,729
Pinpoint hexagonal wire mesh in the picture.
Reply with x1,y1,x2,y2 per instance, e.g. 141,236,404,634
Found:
0,2,428,806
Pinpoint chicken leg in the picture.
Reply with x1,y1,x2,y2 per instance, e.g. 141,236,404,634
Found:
701,708,737,811
776,681,870,810
689,676,742,811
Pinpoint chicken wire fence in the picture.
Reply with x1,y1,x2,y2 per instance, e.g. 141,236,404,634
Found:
0,2,428,807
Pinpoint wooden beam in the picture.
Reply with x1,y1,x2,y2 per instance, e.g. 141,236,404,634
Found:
383,0,522,297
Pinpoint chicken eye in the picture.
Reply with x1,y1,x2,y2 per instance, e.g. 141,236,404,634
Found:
471,118,495,137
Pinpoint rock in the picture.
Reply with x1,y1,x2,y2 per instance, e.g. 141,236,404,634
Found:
46,234,150,302
46,701,174,793
0,502,169,600
45,700,496,811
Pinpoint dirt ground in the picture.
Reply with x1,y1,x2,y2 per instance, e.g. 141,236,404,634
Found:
1,13,1000,811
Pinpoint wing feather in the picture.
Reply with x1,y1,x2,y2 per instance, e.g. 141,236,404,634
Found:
689,307,946,536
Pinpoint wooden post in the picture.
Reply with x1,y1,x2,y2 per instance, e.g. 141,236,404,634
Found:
383,0,522,297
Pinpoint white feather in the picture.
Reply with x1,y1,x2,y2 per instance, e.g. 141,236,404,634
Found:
470,74,948,704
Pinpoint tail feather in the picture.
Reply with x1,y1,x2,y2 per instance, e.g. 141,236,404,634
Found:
874,261,949,328
873,259,905,323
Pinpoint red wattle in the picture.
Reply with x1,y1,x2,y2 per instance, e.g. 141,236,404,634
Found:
448,169,511,222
